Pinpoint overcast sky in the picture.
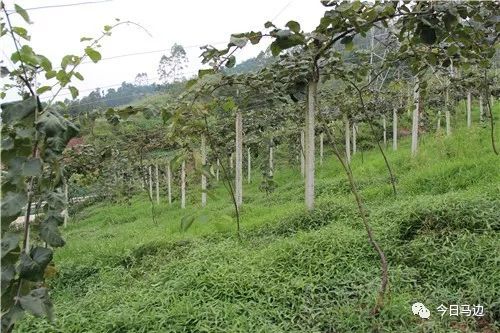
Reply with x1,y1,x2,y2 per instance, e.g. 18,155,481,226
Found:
1,0,326,103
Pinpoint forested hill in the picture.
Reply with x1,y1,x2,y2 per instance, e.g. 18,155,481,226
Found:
62,51,273,115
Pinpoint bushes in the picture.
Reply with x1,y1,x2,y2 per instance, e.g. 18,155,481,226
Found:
401,159,499,195
251,200,355,238
113,239,192,269
393,194,500,240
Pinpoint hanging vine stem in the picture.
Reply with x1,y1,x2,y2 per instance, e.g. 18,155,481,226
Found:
347,78,398,196
368,121,397,196
202,114,242,242
320,122,388,315
482,70,499,156
485,93,498,155
138,149,157,225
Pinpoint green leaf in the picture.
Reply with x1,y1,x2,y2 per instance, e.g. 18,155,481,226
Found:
36,86,52,94
180,214,196,232
84,47,101,63
264,21,275,29
270,42,282,57
19,253,43,281
246,31,262,45
74,72,84,81
30,247,53,268
14,4,32,24
271,32,305,56
0,192,27,219
45,70,57,80
285,20,301,33
13,45,40,67
443,12,458,30
38,55,52,72
0,97,37,124
39,218,65,248
68,86,79,99
19,288,53,321
104,25,112,32
61,55,71,70
1,304,25,332
1,264,16,295
229,35,248,48
35,110,79,161
56,70,70,86
1,232,20,259
341,35,354,51
22,158,42,177
446,44,459,56
226,55,236,68
417,23,437,45
12,27,30,41
198,68,215,78
80,37,93,42
222,98,236,112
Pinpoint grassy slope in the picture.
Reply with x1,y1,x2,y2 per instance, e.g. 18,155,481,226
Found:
17,108,500,333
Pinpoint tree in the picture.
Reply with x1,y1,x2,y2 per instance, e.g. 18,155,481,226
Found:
158,43,188,84
134,72,148,86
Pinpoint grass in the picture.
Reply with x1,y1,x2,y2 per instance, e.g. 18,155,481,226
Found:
15,108,500,332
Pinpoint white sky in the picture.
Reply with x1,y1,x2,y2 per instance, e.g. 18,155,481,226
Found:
1,0,326,103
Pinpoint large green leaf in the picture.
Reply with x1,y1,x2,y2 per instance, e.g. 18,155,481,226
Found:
30,247,53,268
1,304,25,333
39,219,65,247
19,252,44,281
1,232,20,259
271,33,305,56
35,110,79,160
229,35,248,48
417,23,437,45
84,47,102,63
0,97,37,124
1,263,16,295
22,158,42,177
1,191,27,218
285,20,301,33
246,31,262,45
19,287,53,321
12,26,30,41
13,45,41,67
36,86,52,94
14,4,32,24
68,86,79,99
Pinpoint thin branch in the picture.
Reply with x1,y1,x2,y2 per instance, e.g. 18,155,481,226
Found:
202,115,242,241
3,7,35,96
321,123,388,315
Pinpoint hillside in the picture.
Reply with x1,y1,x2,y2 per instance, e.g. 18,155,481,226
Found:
16,116,500,332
